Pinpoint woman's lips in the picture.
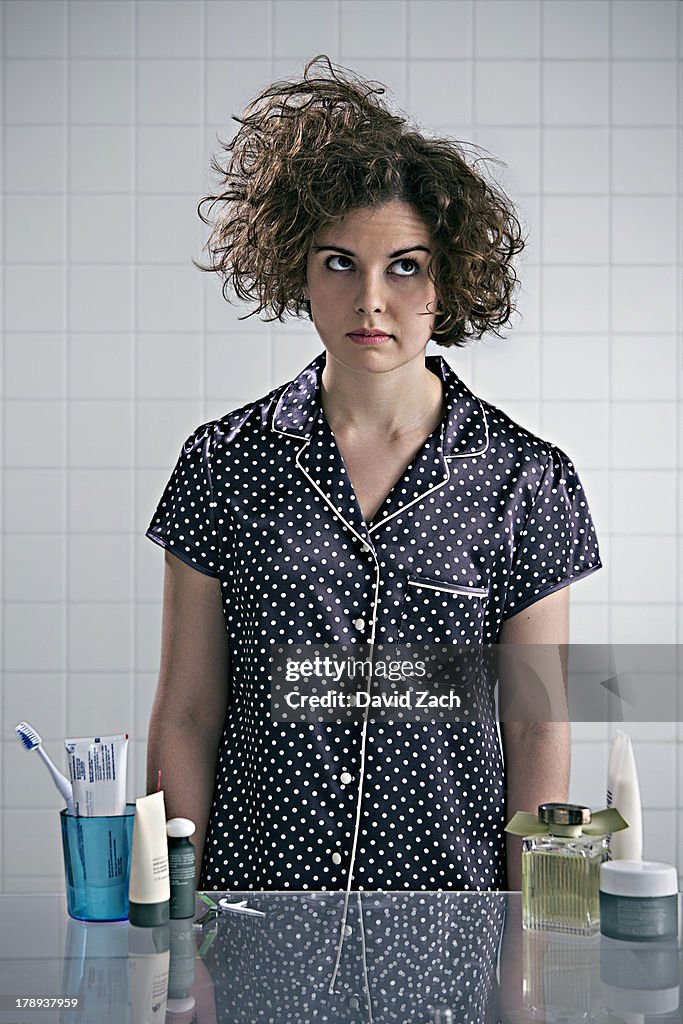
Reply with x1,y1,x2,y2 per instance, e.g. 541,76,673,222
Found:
347,333,392,345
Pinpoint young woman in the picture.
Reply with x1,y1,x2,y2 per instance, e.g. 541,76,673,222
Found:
145,55,602,893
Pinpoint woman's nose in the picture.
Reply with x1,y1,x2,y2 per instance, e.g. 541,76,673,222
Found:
354,274,386,313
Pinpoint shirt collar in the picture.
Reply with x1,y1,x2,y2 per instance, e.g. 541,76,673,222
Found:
271,349,489,459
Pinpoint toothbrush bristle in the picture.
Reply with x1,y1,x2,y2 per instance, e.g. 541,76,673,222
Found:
15,722,42,750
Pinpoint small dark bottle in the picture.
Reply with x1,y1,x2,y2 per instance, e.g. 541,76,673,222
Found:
166,818,196,920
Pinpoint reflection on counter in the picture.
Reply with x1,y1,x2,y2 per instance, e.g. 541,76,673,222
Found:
198,891,505,1022
60,918,130,1024
128,923,170,1024
523,929,603,1017
0,892,681,1024
523,925,681,1022
600,934,680,1018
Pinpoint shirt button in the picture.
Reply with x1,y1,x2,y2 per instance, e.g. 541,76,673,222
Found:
361,542,371,553
331,851,342,866
352,617,365,630
340,771,353,785
348,997,360,1009
342,924,353,937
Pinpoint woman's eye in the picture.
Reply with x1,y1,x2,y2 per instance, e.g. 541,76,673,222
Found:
325,254,354,271
324,255,419,276
391,258,420,276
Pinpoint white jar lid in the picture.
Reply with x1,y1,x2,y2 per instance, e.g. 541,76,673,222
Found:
600,859,678,898
166,816,196,839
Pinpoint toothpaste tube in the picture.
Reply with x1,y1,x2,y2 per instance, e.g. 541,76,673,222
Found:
65,734,129,816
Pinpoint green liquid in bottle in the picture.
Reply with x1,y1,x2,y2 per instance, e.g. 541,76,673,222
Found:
522,835,607,936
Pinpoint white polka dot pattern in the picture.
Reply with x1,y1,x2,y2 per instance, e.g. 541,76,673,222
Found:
146,350,602,892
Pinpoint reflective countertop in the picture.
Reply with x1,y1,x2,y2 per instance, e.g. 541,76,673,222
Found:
0,891,681,1023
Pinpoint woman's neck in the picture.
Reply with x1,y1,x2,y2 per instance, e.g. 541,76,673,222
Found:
319,353,445,442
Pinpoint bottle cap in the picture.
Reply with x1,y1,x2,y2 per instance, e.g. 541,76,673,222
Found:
539,803,592,826
166,817,196,839
600,859,678,898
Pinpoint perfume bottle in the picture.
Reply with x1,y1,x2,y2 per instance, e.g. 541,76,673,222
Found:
522,803,608,937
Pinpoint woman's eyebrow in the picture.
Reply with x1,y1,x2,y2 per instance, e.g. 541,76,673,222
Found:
312,244,431,258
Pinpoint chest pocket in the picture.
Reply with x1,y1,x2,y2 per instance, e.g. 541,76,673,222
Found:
398,576,488,645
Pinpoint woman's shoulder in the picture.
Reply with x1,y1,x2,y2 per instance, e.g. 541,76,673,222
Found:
481,395,552,449
185,351,327,453
180,378,292,454
437,354,575,475
475,390,577,474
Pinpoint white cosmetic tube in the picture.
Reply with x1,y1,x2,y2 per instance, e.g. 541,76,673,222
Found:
64,734,128,816
128,791,170,927
607,731,643,861
606,730,625,811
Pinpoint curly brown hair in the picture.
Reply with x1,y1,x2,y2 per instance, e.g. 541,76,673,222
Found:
193,54,528,348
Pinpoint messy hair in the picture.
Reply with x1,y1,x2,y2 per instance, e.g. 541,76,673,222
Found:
193,54,527,347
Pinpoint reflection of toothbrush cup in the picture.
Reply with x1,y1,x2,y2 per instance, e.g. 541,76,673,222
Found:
15,721,75,814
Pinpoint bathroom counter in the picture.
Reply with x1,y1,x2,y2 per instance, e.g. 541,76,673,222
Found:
0,890,681,1022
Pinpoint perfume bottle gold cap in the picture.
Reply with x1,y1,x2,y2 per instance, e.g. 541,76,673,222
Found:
538,802,591,826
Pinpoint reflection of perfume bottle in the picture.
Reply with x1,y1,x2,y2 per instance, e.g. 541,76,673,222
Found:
523,928,602,1019
522,804,609,937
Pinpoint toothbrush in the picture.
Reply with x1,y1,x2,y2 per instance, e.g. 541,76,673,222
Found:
15,721,75,815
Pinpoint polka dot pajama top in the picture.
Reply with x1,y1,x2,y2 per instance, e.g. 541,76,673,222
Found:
146,350,602,892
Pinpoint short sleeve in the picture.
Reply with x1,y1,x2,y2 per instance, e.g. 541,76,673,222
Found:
145,422,220,578
502,445,602,619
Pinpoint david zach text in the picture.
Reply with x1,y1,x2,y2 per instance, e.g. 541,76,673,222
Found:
284,690,461,710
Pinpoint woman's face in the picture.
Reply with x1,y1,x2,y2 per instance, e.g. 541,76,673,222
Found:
304,200,440,374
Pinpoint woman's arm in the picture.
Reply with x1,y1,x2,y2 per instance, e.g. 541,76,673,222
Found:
146,550,230,890
498,586,571,890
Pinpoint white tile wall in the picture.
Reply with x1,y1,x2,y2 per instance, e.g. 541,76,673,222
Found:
543,0,610,58
1,0,681,892
543,61,610,125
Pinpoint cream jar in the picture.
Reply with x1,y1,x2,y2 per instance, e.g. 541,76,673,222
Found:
599,860,678,942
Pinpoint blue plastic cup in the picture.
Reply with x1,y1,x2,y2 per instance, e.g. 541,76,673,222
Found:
60,804,136,922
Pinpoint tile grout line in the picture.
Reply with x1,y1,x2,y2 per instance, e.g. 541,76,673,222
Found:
63,0,69,801
538,0,544,538
607,0,613,727
131,0,138,798
3,55,682,65
675,0,681,869
1,0,5,895
201,0,207,415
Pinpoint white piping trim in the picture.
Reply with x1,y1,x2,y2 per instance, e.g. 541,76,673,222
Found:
271,420,311,442
406,578,488,599
442,395,491,460
287,433,381,994
270,378,303,440
367,396,490,535
269,412,378,992
328,550,380,993
357,892,374,1022
295,442,376,554
368,460,451,534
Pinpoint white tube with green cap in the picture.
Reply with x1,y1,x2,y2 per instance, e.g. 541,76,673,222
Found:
128,791,170,927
